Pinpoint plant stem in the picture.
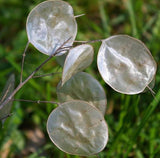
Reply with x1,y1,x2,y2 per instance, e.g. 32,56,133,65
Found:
0,84,11,104
13,99,59,105
74,39,103,44
20,41,30,83
32,72,62,78
75,14,85,18
124,88,160,157
0,113,13,121
0,38,71,110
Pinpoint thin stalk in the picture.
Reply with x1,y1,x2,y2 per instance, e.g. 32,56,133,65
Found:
13,99,59,105
96,153,101,158
0,84,11,104
124,88,160,157
32,72,62,78
98,0,110,36
126,0,138,38
147,85,156,96
0,38,71,110
0,113,13,121
75,14,85,18
20,41,30,83
74,39,103,44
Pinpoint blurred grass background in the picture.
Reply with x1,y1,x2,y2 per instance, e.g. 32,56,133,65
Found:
0,0,160,157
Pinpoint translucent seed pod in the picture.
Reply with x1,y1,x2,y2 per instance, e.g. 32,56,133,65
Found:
57,72,107,115
62,44,94,85
26,0,77,56
97,35,157,94
47,100,108,156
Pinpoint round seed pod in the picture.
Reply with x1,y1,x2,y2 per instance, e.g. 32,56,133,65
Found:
62,44,94,85
57,72,107,115
97,35,157,94
47,100,108,156
26,0,77,56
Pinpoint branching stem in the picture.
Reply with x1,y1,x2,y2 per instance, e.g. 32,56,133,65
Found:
0,113,13,121
0,38,71,110
32,72,62,78
74,39,103,44
0,37,103,111
13,99,59,105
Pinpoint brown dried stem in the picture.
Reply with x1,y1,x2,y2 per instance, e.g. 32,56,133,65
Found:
0,113,13,121
0,38,72,110
74,39,103,44
32,72,62,78
13,99,59,105
74,14,85,18
20,41,30,83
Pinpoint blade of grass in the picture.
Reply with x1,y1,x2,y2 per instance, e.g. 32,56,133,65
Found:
0,67,13,78
149,127,156,158
6,55,42,92
124,88,160,157
98,0,110,36
125,0,139,38
108,95,140,155
142,14,157,35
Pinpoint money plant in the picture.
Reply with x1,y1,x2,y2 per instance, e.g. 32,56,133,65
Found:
0,0,157,157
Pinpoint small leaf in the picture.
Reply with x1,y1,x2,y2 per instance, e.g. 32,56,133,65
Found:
47,100,108,156
26,0,77,56
62,44,94,85
0,74,15,123
57,72,107,115
97,35,157,94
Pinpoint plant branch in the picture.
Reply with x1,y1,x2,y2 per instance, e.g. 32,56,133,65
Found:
13,99,59,105
20,41,30,83
32,72,61,78
74,39,103,44
75,14,85,18
0,84,11,104
0,113,13,121
147,85,155,95
0,38,72,110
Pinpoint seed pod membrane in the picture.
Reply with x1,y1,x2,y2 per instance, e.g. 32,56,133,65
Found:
57,72,107,115
62,44,94,85
26,0,77,56
97,35,157,94
47,100,108,156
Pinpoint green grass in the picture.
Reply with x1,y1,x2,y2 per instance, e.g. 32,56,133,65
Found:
0,0,160,157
